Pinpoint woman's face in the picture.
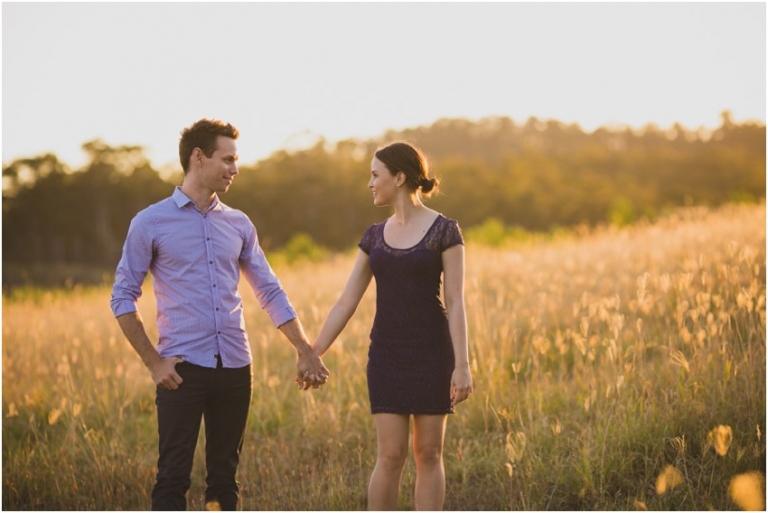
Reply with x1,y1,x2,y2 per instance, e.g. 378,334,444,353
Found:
368,157,403,207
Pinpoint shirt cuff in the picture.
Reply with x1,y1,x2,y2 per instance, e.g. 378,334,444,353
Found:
111,299,138,318
269,306,297,329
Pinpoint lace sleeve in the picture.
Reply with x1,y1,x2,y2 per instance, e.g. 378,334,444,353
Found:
441,218,464,251
358,225,374,254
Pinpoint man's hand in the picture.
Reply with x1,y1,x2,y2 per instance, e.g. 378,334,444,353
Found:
295,348,330,391
278,318,330,391
149,356,184,390
117,313,183,390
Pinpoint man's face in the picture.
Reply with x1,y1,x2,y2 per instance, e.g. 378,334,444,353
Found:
199,136,239,194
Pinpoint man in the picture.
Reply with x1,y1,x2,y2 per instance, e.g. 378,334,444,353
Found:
110,118,329,510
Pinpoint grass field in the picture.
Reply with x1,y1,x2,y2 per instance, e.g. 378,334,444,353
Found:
2,203,765,510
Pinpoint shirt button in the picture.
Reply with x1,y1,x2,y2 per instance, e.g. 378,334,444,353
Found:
216,307,219,311
209,261,213,264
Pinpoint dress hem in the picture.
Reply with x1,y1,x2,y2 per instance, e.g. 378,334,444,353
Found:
370,408,454,415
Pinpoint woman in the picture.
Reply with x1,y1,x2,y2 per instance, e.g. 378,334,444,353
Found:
311,141,473,510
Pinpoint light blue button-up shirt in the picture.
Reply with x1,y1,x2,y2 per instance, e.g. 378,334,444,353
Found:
110,187,297,369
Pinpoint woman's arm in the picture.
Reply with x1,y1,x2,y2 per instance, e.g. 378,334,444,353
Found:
443,244,473,405
312,249,373,357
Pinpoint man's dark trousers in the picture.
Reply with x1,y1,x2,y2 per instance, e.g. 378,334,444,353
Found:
151,358,252,510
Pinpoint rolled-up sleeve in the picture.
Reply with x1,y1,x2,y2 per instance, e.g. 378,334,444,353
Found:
239,220,297,328
110,213,153,317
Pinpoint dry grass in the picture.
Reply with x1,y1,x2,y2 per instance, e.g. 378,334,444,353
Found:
3,202,765,510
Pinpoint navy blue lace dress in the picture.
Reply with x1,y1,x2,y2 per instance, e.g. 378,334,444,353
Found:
358,214,464,415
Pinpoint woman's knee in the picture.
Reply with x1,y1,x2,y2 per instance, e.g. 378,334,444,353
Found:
413,415,446,467
377,445,408,472
413,443,443,467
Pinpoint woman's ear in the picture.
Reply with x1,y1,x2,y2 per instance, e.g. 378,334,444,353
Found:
397,171,406,187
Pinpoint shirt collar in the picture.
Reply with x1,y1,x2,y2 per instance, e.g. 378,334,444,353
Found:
172,186,221,212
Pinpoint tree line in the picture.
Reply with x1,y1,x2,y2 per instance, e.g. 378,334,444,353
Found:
3,112,765,280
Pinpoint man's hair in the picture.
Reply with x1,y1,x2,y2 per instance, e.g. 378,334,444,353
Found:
179,119,239,173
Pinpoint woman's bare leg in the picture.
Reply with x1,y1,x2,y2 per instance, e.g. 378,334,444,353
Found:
412,414,448,511
368,413,410,510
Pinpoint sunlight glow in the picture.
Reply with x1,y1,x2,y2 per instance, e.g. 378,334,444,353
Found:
3,3,765,171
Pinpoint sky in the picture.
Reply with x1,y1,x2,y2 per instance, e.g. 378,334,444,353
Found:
2,2,766,172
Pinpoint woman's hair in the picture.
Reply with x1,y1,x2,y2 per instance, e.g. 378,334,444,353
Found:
179,119,239,173
374,141,440,196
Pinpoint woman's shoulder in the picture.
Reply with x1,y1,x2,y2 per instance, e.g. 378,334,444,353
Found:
363,219,387,235
359,220,386,253
432,213,464,249
435,213,461,229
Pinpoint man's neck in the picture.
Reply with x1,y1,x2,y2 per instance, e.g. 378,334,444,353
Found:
180,182,216,212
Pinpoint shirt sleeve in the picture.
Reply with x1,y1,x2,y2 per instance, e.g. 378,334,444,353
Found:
239,218,298,328
441,218,464,252
358,225,373,254
110,212,154,317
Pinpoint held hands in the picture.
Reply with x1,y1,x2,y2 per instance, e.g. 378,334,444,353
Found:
294,346,330,391
450,364,474,406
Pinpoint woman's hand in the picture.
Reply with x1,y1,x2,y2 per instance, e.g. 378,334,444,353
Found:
450,364,474,406
295,346,329,390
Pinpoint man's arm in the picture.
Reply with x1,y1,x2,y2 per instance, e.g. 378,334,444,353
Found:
238,218,329,389
278,317,330,390
116,311,183,390
111,212,182,389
